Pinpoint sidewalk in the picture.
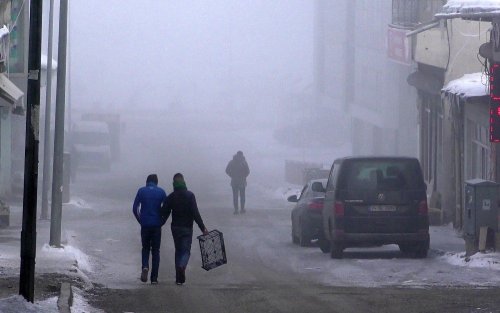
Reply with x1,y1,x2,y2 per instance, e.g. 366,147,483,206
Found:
0,201,98,312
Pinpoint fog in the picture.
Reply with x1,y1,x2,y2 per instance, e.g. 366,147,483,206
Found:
56,0,324,200
47,0,345,204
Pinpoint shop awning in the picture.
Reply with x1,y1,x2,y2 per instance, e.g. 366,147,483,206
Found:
407,71,443,95
0,73,23,106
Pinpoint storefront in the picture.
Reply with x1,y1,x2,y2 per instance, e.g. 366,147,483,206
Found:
441,73,493,228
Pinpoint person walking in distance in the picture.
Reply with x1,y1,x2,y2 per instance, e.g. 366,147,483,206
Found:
162,173,208,285
225,151,250,214
133,174,167,284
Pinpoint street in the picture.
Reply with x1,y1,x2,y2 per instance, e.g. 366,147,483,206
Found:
29,110,500,313
53,168,500,313
3,111,500,312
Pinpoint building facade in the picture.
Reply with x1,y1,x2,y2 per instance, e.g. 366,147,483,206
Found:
314,0,496,228
398,0,494,227
0,0,28,199
315,0,418,159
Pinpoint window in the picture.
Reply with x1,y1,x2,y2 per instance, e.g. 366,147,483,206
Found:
327,164,339,192
338,159,425,190
468,119,491,180
392,0,446,28
9,0,26,73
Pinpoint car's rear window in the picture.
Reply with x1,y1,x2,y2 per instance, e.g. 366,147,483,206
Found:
338,159,425,190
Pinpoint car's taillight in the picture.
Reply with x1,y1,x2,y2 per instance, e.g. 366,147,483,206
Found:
334,201,344,216
307,199,323,213
418,200,428,215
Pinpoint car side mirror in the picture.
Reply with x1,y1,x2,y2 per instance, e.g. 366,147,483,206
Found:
287,195,298,203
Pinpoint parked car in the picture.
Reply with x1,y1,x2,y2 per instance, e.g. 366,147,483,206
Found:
288,178,327,246
319,156,429,259
70,121,112,175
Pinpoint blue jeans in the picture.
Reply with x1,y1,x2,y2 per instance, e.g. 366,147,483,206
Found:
141,226,162,281
171,226,193,268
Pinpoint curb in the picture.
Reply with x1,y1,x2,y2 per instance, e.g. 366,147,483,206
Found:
57,282,73,313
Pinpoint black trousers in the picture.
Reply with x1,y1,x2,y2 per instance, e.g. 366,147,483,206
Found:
232,184,245,211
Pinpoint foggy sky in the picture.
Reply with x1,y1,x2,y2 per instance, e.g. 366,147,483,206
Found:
67,1,314,111
42,1,317,196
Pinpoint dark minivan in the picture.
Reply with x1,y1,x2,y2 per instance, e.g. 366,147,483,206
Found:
320,156,429,259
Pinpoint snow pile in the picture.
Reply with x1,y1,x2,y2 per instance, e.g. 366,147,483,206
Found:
40,244,93,273
66,197,91,209
438,0,500,18
442,72,488,98
73,288,105,313
0,292,102,313
272,186,301,201
0,295,57,313
442,251,500,270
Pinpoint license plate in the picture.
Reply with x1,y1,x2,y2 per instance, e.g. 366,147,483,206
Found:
369,205,397,212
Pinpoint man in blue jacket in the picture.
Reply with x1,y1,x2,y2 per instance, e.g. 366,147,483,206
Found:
133,174,167,284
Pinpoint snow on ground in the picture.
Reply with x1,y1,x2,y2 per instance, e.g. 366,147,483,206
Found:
442,251,500,270
270,185,302,201
73,287,105,313
66,197,92,209
0,289,103,313
39,243,93,273
225,206,500,288
0,295,57,313
0,204,96,309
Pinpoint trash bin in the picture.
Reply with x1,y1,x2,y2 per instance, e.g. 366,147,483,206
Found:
464,179,499,255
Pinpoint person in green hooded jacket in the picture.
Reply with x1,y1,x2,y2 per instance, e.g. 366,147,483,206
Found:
161,173,208,285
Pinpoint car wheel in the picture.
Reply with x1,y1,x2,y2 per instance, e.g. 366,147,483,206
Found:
291,221,299,245
398,244,412,255
399,243,428,258
413,242,429,259
330,241,343,259
298,218,311,247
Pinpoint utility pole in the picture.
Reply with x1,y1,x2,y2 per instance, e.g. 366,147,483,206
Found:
40,0,55,220
19,0,43,302
50,0,68,247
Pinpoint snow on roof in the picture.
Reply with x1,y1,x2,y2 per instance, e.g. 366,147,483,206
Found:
437,0,500,19
442,72,489,98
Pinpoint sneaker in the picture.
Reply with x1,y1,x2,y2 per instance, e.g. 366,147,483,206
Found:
175,267,181,285
233,210,239,215
176,282,183,286
241,209,246,214
151,280,158,285
140,268,148,282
